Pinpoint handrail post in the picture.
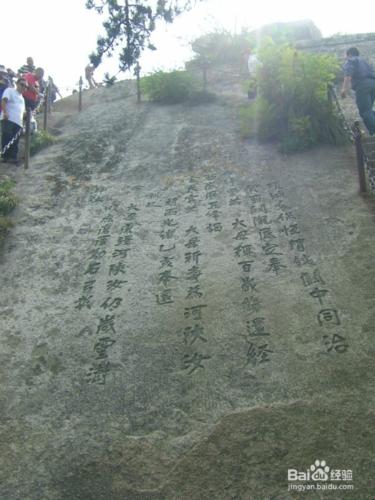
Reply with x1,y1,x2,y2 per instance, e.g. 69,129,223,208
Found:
202,60,208,92
24,108,31,170
352,121,367,193
78,76,83,112
43,85,49,131
135,63,141,104
47,83,52,114
327,83,352,142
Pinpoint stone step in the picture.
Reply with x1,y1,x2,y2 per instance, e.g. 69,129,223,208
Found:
363,142,375,151
362,136,375,146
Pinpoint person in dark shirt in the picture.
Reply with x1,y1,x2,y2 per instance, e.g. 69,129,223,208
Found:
341,47,375,135
0,65,11,100
47,76,62,109
18,56,35,76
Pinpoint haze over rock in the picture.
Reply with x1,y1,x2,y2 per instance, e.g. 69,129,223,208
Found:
0,58,374,499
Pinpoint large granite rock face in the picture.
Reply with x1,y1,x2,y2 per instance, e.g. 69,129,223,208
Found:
0,81,374,499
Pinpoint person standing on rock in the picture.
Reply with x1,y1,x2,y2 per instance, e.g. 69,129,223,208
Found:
243,47,259,99
1,77,26,165
18,56,36,77
48,76,62,103
85,63,98,89
22,67,44,111
341,47,375,136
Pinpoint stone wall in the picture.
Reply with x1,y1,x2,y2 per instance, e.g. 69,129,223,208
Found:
297,32,375,66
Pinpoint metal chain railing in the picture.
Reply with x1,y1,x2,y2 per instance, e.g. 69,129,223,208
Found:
351,121,367,193
326,84,375,193
352,120,375,193
1,127,23,157
367,162,375,192
1,81,50,164
33,81,50,115
326,82,375,194
327,83,354,142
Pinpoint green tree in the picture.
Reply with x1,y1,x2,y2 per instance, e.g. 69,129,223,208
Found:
86,0,203,71
240,41,349,152
190,29,255,66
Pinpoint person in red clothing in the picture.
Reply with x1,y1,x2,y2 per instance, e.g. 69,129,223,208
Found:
22,67,44,110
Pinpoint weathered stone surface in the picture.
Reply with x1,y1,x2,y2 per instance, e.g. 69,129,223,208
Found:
255,19,322,42
0,79,374,499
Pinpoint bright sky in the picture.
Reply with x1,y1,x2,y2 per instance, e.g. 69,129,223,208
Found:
1,0,374,95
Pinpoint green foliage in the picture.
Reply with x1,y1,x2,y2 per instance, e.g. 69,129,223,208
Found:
241,77,257,99
240,43,349,152
140,70,196,104
0,215,13,231
30,130,57,156
191,29,254,66
239,97,278,141
103,72,117,86
0,179,17,215
190,21,321,67
0,179,17,240
86,0,203,71
280,116,317,153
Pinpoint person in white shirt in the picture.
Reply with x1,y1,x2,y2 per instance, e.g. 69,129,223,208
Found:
1,77,26,165
248,51,258,75
246,48,259,99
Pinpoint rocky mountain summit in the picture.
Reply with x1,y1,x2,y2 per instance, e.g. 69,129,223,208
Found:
0,76,374,499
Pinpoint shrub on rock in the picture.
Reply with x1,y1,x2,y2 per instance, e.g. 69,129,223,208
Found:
240,42,349,152
141,70,196,104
